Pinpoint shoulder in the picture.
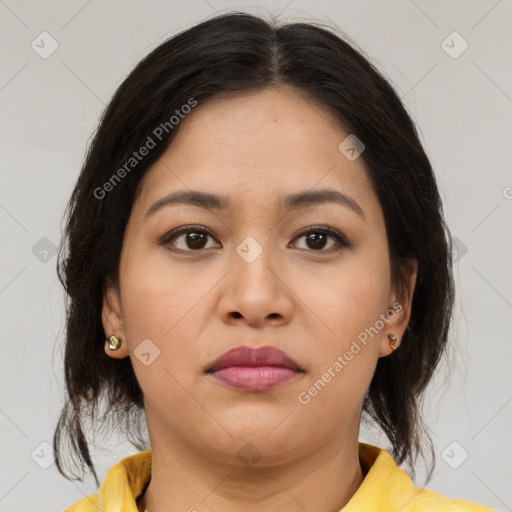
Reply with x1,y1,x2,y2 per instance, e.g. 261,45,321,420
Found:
403,486,497,511
62,449,152,512
349,443,497,512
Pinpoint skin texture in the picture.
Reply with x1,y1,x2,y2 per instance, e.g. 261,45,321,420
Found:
102,86,417,512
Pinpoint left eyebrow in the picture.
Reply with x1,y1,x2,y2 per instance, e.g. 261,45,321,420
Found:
144,188,365,220
281,189,365,219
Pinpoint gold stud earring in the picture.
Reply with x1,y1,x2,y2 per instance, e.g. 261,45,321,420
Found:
387,333,399,351
107,335,121,350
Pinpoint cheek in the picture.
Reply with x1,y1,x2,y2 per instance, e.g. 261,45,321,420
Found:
121,271,178,341
118,246,221,371
295,251,391,348
117,259,205,409
117,246,191,354
291,243,390,412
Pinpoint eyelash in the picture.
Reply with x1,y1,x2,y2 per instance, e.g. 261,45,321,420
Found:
159,224,353,254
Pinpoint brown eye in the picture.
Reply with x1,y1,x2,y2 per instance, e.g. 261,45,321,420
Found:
160,224,352,254
161,225,220,252
291,226,352,253
305,232,329,250
182,231,208,250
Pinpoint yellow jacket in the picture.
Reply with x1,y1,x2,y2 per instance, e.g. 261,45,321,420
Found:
65,442,496,511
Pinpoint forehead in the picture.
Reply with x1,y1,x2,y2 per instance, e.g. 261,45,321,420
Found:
135,87,378,219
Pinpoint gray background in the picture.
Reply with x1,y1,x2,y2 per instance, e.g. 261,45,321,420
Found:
1,1,511,511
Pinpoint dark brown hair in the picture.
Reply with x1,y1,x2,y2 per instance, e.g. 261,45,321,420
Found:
54,11,454,486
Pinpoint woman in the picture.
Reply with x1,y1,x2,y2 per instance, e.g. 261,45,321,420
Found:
55,11,495,512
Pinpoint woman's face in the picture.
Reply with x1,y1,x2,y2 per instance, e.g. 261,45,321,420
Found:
102,86,417,466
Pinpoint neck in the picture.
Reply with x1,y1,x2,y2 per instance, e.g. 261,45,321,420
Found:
137,426,365,512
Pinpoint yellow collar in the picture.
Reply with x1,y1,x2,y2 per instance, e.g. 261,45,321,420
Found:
66,442,493,511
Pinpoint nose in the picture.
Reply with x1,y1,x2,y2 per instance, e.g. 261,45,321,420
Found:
217,245,293,329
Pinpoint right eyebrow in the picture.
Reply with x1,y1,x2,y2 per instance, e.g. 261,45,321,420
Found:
145,190,231,219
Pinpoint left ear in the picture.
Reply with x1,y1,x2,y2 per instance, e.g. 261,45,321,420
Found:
378,257,418,357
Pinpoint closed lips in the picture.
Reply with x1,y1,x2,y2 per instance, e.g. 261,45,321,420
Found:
206,345,304,373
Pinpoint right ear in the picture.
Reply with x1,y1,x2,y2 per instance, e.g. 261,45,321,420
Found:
101,277,129,359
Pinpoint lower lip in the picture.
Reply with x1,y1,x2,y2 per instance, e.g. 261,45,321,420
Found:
209,366,303,392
